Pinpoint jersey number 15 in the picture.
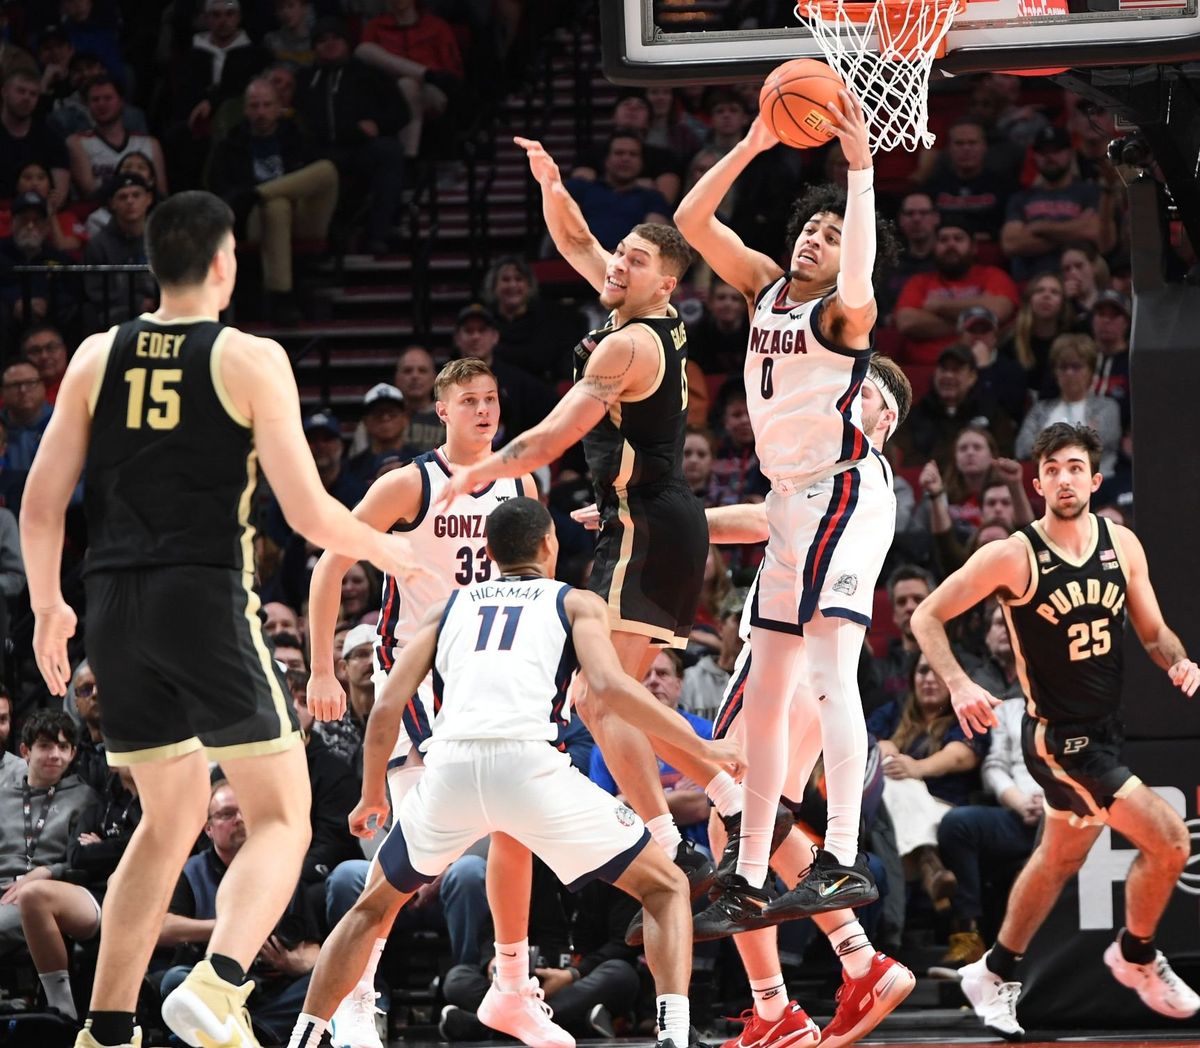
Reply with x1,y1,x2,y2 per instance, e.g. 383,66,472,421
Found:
124,367,182,430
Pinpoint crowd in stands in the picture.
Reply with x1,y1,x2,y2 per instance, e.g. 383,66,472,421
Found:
0,0,1191,1041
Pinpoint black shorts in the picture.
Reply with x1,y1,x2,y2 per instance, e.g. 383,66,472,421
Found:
589,480,708,649
1021,713,1140,826
85,565,300,766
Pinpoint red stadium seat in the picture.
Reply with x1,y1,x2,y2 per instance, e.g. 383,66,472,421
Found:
867,587,898,658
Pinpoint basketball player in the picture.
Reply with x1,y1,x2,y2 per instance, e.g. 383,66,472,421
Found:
288,498,744,1048
304,357,538,1048
437,136,717,893
20,191,423,1048
911,422,1200,1038
674,90,898,924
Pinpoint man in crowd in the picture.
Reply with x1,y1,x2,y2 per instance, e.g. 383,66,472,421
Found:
346,384,409,488
687,280,750,375
393,346,445,453
19,323,69,404
0,357,52,479
563,133,672,251
0,192,78,328
879,191,939,319
874,566,936,714
0,689,24,783
65,75,167,200
0,70,69,209
923,117,1014,243
83,172,158,328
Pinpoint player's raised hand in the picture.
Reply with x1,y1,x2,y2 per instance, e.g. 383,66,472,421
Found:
705,736,747,780
32,600,77,697
371,533,435,585
349,793,390,839
744,114,780,154
949,678,1001,738
1168,658,1200,697
307,671,347,722
824,89,872,170
570,503,602,531
514,136,563,188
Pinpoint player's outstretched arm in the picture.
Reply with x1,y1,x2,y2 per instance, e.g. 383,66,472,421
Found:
566,590,745,776
514,136,610,294
705,503,768,545
673,115,783,301
911,538,1031,738
1116,525,1199,696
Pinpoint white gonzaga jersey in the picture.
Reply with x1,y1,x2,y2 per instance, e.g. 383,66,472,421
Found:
744,276,873,486
429,576,577,745
375,448,528,673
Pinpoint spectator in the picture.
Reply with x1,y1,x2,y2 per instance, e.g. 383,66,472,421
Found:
45,48,150,139
19,323,68,405
1086,289,1131,427
0,356,52,475
895,218,1019,364
1002,271,1073,395
393,345,446,453
263,601,302,639
571,89,685,205
0,419,23,514
339,561,380,624
562,132,671,252
481,254,583,383
266,0,315,66
874,565,935,714
644,85,704,162
915,423,1008,533
65,74,167,201
682,588,746,721
896,345,1016,465
682,426,720,506
1060,241,1109,325
879,191,939,320
3,160,84,254
0,689,24,784
967,602,1023,704
955,306,1027,423
297,16,409,255
177,0,270,132
271,631,308,674
83,149,161,238
700,87,751,155
687,279,748,375
0,19,37,85
346,383,410,488
924,472,1030,578
0,191,79,329
53,0,125,87
356,0,464,158
82,170,157,329
923,117,1014,243
692,544,732,652
38,31,80,133
0,711,96,958
209,76,339,321
1016,334,1121,477
65,659,108,791
0,70,68,209
1001,125,1101,281
313,623,377,769
710,381,770,505
970,72,1052,161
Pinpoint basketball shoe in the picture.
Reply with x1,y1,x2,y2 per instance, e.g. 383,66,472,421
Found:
161,958,258,1047
692,873,777,942
476,977,575,1048
958,955,1024,1040
762,848,878,919
75,1025,142,1048
330,983,385,1048
720,1002,819,1048
626,840,719,946
818,953,915,1048
1103,938,1200,1019
714,805,798,890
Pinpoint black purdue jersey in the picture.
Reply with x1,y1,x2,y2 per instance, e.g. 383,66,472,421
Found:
84,317,257,573
1002,515,1128,722
572,308,689,501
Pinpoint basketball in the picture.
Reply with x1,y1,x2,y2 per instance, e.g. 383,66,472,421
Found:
759,59,846,149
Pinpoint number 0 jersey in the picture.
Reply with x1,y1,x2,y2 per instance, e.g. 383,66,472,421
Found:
1001,515,1129,723
375,448,527,671
744,278,872,487
85,316,256,573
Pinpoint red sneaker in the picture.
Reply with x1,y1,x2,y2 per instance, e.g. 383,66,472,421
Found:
819,953,916,1048
721,1002,820,1048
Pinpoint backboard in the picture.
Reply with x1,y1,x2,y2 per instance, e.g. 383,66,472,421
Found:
601,0,1200,81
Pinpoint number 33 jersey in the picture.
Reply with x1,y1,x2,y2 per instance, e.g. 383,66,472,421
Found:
375,448,528,672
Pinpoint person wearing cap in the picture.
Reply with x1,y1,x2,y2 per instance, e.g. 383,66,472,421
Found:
956,306,1028,424
1001,125,1103,281
82,171,158,328
0,190,78,327
1086,288,1131,428
0,69,69,212
922,116,1016,243
895,217,1019,365
66,74,166,201
345,383,409,487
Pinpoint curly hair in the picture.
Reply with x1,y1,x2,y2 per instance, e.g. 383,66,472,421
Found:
783,186,900,288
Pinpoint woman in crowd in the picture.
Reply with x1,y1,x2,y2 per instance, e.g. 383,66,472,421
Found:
1060,241,1109,325
1003,271,1074,394
85,151,162,238
481,254,581,382
340,560,381,624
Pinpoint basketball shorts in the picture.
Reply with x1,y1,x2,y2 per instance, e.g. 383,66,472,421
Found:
378,739,650,893
85,566,300,766
751,455,895,635
372,653,436,762
589,479,708,649
1021,713,1140,826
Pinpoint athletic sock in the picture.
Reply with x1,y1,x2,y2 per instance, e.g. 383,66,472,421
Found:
495,938,529,992
85,1012,136,1047
40,970,76,1019
705,772,743,818
359,936,387,990
655,992,690,1047
828,918,874,979
986,942,1024,981
208,952,247,985
646,814,682,860
750,973,788,1022
1119,927,1157,965
288,1013,330,1048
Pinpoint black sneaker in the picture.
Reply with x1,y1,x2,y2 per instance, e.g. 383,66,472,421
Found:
438,1004,490,1041
763,848,878,919
714,804,797,890
692,873,778,942
625,839,718,946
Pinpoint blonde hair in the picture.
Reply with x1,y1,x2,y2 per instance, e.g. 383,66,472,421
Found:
1048,332,1098,374
1010,273,1072,371
434,358,497,400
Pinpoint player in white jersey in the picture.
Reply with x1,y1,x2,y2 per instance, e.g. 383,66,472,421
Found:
305,358,537,1048
289,498,744,1048
675,88,901,924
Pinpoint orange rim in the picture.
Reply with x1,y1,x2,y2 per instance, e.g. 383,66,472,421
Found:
807,0,967,60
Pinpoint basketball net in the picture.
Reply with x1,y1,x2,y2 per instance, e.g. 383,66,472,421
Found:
796,0,966,153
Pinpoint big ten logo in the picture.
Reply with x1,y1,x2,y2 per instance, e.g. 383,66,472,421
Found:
1076,786,1199,929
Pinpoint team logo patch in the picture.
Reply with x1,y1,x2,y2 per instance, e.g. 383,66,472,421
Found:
1038,550,1052,564
1062,735,1089,754
615,804,636,827
833,573,858,597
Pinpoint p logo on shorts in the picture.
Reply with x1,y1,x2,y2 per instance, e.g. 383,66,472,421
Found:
1063,735,1089,754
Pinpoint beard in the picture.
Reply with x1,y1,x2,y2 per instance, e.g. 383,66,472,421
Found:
936,254,970,279
1048,496,1089,521
860,407,880,439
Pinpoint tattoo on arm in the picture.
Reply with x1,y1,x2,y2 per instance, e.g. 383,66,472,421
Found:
500,438,527,465
580,335,639,406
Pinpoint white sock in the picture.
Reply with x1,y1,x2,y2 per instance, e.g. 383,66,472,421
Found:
288,1013,329,1048
39,970,75,1019
750,973,788,1022
494,938,529,993
646,814,682,860
828,918,874,979
705,772,743,818
656,992,690,1046
360,936,386,989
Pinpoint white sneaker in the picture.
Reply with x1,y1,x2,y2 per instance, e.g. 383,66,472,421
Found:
1104,940,1200,1019
330,982,385,1048
959,955,1024,1040
476,978,575,1048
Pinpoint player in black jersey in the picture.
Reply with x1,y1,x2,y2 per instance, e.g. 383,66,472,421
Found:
20,191,421,1048
911,423,1199,1039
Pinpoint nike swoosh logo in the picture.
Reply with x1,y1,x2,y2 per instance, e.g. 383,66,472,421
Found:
819,875,851,897
1042,564,1060,574
499,951,518,957
807,491,822,499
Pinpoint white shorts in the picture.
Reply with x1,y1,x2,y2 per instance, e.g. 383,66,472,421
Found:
751,452,895,635
378,739,649,893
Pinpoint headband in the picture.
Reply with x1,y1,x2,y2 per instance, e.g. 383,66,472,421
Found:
867,367,899,441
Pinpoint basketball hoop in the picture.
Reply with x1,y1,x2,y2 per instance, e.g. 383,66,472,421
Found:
795,0,967,153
